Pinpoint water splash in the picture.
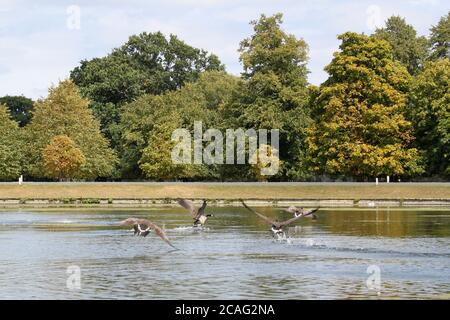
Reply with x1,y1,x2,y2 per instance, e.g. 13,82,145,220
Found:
172,225,210,233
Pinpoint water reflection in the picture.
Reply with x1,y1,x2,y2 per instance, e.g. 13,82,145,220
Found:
315,209,450,237
0,208,449,299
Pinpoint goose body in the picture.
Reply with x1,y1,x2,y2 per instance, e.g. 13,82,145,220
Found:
120,218,177,249
271,225,284,237
134,223,151,237
242,201,316,238
177,199,213,227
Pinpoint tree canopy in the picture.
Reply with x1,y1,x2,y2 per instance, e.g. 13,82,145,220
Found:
225,13,312,180
119,70,240,179
139,116,200,181
43,135,86,181
1,12,448,182
25,80,117,180
307,32,422,180
429,12,450,60
70,32,224,144
409,58,450,175
374,15,428,75
0,95,34,126
0,104,23,180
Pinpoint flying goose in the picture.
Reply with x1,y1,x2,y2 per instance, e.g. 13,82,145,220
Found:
241,201,309,237
284,206,319,219
119,218,177,249
177,199,213,227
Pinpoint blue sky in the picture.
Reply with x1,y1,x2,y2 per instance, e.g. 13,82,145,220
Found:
0,0,448,99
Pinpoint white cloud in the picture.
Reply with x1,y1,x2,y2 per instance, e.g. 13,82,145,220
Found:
0,0,448,98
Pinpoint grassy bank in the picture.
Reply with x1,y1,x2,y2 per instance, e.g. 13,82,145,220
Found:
0,182,449,200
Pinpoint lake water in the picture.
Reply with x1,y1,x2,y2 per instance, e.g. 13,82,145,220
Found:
0,207,449,299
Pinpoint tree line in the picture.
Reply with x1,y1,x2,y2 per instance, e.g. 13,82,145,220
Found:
0,12,448,182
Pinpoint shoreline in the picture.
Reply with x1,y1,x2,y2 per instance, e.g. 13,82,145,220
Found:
1,182,449,208
1,198,450,208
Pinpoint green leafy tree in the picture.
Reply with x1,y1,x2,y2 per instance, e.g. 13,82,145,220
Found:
139,116,199,180
119,71,239,178
429,12,450,60
70,32,224,144
0,104,24,180
43,135,86,181
374,15,428,75
409,58,450,175
224,13,312,180
307,32,422,180
0,95,34,126
25,80,117,180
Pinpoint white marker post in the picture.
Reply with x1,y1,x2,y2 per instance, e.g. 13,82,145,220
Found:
387,176,390,184
18,175,23,185
375,177,379,186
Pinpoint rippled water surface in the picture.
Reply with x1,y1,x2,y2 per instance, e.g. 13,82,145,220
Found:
0,207,449,299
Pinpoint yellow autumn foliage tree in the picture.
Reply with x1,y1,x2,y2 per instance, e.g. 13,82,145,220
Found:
25,80,117,180
306,32,423,180
43,135,86,181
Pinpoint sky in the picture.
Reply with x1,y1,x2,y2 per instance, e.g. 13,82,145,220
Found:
0,0,448,100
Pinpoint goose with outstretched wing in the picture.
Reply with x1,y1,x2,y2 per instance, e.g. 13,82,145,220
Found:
285,206,319,219
177,199,213,227
119,218,177,249
242,201,312,237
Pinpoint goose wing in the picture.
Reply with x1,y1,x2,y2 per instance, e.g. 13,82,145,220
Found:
241,201,275,226
277,215,305,227
303,208,319,217
177,199,198,218
197,200,207,217
136,219,177,249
